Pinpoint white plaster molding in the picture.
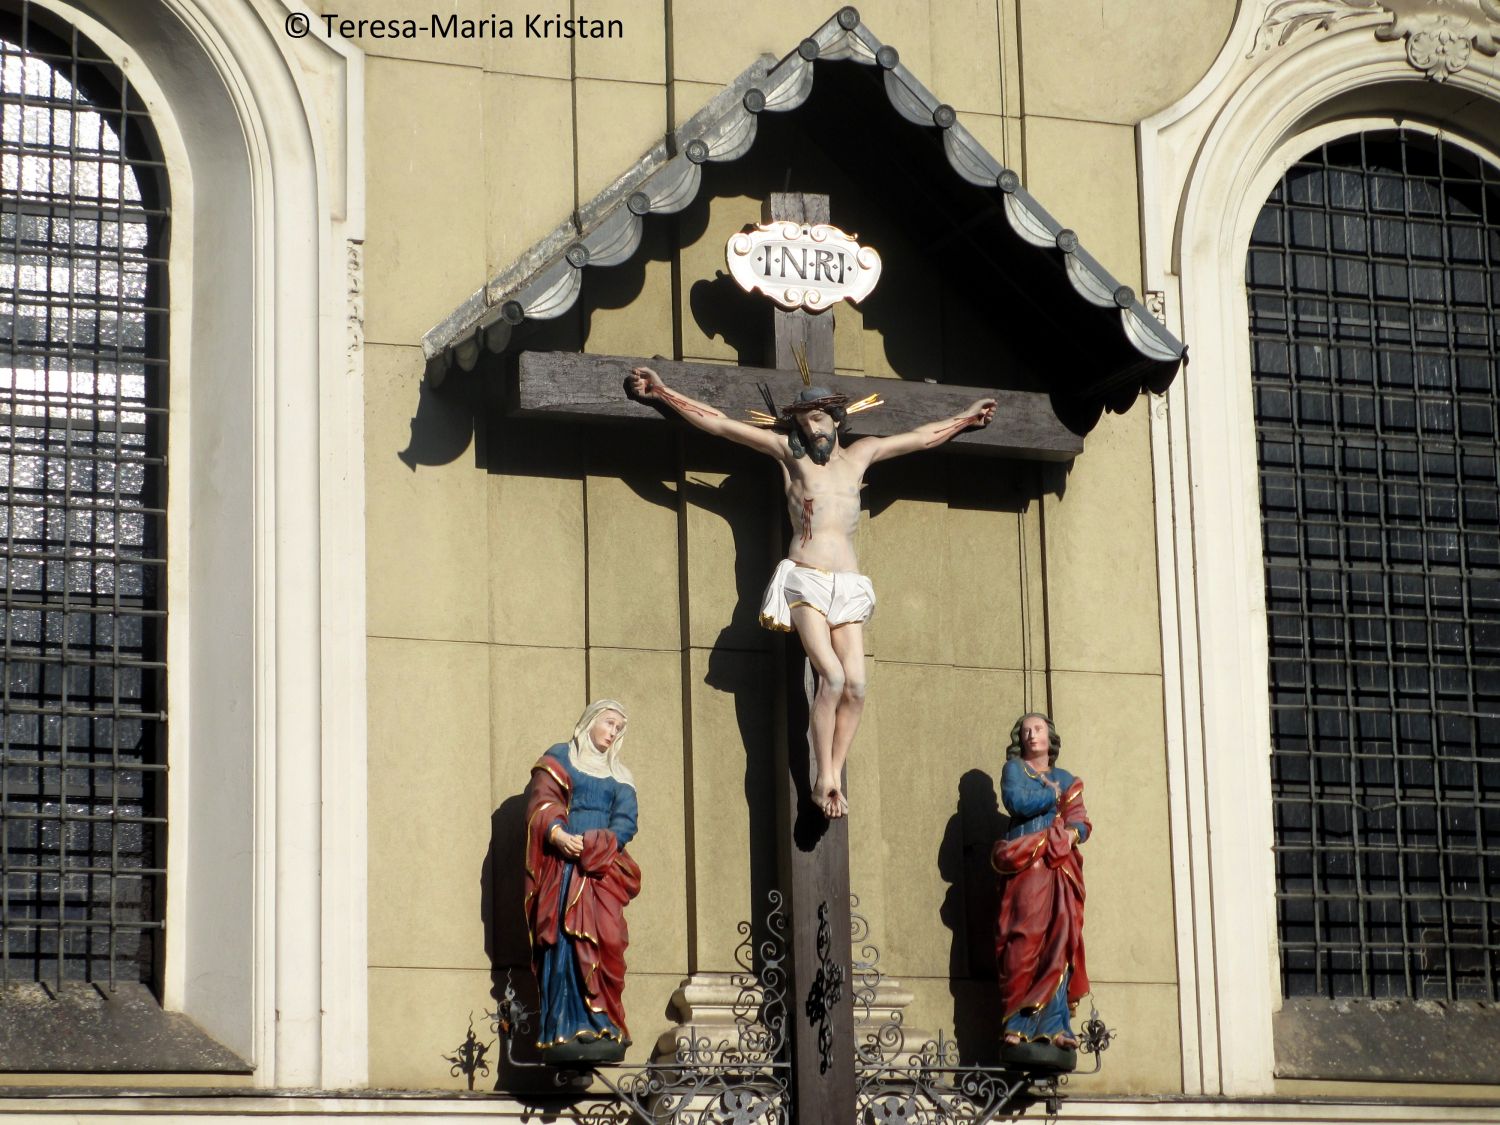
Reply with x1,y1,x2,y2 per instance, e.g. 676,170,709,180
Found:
1252,0,1500,82
1139,3,1500,1099
29,0,367,1089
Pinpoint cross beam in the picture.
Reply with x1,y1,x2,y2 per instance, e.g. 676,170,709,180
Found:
511,352,1084,462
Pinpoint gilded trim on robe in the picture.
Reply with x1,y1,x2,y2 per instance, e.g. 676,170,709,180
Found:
994,765,1090,1043
523,741,642,1046
1061,865,1084,897
567,876,588,914
1003,961,1072,1027
537,1027,627,1049
538,759,571,792
991,833,1048,875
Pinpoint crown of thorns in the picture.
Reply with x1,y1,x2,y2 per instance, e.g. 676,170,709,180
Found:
744,347,882,428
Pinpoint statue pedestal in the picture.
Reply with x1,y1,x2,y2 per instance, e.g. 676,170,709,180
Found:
662,972,934,1064
657,973,768,1061
541,1037,628,1066
999,1038,1078,1073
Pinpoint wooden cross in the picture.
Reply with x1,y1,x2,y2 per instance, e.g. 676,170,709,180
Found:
510,192,1057,1122
506,184,1084,462
762,192,855,1125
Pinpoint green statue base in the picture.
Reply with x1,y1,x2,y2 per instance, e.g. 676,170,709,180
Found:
541,1036,629,1066
999,1038,1077,1073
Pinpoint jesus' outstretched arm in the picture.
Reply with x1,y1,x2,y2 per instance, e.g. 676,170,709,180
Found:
626,365,784,458
857,397,998,464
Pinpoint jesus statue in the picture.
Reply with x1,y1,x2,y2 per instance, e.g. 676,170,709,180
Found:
626,365,996,819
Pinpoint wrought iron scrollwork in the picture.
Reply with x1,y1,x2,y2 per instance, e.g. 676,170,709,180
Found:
850,894,903,1065
443,1012,494,1090
492,890,792,1124
484,889,1113,1124
1078,1001,1115,1060
850,893,1110,1124
804,900,845,1074
858,1032,1048,1125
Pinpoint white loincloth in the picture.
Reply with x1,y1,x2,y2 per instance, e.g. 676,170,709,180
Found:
758,558,877,632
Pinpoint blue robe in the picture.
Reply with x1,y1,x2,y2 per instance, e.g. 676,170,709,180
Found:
999,758,1089,1042
535,745,639,1048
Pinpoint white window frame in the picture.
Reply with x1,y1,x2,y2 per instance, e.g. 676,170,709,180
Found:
1139,2,1500,1097
23,0,369,1087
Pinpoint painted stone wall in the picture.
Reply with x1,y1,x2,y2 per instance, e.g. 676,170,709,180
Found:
356,0,1237,1094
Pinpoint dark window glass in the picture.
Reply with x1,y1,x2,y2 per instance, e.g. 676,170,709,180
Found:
1250,131,1500,1002
0,2,167,988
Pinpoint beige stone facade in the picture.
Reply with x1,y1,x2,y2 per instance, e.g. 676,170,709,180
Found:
0,0,1497,1120
361,0,1198,1095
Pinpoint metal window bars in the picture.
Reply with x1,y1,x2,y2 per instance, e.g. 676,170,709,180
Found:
1248,130,1500,1001
0,1,167,988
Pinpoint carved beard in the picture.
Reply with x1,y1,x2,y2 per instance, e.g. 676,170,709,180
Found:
805,431,836,465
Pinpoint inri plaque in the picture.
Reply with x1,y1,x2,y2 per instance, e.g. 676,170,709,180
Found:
725,221,882,312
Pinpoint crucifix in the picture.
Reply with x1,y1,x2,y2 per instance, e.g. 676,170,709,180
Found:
619,192,996,1123
506,271,1078,1113
493,186,1085,1121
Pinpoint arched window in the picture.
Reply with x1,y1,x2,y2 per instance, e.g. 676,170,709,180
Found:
1249,130,1499,1002
0,2,167,988
0,0,361,1083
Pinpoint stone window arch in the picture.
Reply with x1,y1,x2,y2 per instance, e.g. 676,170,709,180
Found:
1142,4,1500,1095
0,0,366,1085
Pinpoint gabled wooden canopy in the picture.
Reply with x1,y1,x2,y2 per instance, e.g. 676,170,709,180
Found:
421,6,1187,457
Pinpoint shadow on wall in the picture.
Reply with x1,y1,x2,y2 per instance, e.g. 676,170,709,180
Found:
480,793,558,1089
937,768,1009,1065
482,797,531,996
397,361,479,471
678,465,785,932
603,433,787,978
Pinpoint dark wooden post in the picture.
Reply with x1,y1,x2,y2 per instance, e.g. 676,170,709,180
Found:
766,191,856,1125
762,194,836,377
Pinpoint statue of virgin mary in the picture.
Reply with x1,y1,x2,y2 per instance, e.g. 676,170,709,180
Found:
523,699,642,1064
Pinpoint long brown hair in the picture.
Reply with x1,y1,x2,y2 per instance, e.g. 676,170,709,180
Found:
1005,712,1060,767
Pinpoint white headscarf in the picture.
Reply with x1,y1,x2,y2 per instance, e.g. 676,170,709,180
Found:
568,699,635,790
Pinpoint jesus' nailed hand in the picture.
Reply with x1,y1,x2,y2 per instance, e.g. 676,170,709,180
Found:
626,365,996,820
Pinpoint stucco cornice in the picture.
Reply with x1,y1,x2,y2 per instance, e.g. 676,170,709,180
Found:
1252,0,1500,82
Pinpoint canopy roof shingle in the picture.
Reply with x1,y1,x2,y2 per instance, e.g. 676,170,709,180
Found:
421,6,1185,414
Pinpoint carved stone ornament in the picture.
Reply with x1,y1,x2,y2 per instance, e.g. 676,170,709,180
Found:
725,221,882,311
1253,0,1500,81
346,240,365,381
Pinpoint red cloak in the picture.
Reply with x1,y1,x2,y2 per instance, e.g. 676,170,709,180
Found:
523,753,642,1038
992,778,1090,1025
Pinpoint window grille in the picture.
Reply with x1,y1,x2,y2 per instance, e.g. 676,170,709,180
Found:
0,2,167,987
1249,130,1500,1000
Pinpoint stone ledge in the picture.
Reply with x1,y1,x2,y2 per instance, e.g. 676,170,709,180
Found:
1274,997,1500,1084
0,983,250,1073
